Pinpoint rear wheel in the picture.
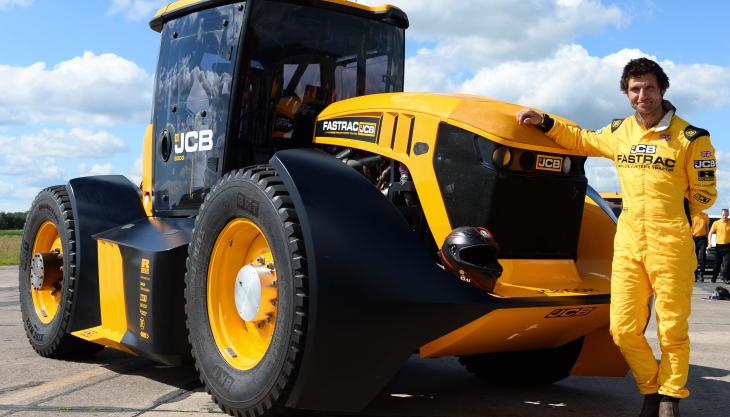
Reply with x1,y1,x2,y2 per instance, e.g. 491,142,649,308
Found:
459,338,583,386
19,186,103,357
186,166,308,417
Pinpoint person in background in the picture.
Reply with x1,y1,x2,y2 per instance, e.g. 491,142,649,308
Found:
709,209,730,283
691,211,710,282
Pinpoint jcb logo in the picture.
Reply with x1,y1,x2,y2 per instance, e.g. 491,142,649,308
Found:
358,122,377,136
536,155,562,172
174,129,213,154
545,307,596,318
694,160,716,169
630,144,656,154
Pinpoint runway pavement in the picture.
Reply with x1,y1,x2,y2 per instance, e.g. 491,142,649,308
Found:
1,265,728,417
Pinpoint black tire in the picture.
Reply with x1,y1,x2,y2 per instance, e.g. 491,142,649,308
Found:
459,338,583,386
19,186,103,358
185,166,308,417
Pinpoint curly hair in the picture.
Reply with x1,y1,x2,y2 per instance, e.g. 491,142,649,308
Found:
620,58,670,94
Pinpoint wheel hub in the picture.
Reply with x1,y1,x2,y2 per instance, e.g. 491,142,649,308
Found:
234,262,277,323
30,251,62,290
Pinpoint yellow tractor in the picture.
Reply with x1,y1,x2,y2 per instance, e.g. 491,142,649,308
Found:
19,0,628,415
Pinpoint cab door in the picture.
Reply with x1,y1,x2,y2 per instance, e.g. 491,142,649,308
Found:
152,2,245,215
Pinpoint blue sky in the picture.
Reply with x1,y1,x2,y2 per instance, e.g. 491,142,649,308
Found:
0,0,727,213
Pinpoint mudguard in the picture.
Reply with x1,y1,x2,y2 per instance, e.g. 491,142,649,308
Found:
66,175,147,331
274,149,608,411
271,149,490,411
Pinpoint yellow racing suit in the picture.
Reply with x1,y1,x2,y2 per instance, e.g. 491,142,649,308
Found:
538,102,717,398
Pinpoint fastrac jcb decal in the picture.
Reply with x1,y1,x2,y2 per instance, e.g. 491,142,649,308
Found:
536,154,562,172
173,129,213,161
545,306,596,318
315,116,381,143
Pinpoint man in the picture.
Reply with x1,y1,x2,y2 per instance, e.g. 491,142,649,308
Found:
691,211,710,282
516,58,717,417
708,209,730,283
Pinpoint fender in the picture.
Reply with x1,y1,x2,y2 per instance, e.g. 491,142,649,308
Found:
66,175,147,331
271,149,490,411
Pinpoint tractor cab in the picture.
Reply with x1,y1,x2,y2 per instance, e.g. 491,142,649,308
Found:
147,0,406,215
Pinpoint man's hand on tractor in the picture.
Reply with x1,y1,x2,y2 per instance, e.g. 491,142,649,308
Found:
516,109,544,126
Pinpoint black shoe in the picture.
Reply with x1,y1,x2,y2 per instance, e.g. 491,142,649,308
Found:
639,393,660,417
659,395,679,417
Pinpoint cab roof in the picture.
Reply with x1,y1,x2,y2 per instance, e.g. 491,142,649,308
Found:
150,0,408,32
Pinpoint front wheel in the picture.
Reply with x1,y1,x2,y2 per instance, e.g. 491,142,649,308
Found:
459,338,583,386
185,166,308,417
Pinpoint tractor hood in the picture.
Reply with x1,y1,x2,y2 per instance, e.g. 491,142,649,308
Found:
316,92,582,154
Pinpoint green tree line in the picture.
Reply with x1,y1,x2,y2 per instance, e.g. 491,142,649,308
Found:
0,212,27,230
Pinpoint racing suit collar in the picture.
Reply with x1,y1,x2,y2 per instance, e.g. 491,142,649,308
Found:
653,100,676,132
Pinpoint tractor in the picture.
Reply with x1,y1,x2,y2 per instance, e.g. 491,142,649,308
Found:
19,0,628,416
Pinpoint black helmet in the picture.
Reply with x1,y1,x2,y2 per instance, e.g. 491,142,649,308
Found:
440,226,503,292
709,286,730,300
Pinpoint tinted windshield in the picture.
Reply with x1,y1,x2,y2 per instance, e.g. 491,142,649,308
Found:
226,0,405,168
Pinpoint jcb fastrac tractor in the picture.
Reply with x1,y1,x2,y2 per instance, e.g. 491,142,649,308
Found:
19,0,629,415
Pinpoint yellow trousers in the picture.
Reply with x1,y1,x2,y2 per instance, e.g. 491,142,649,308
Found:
609,216,695,399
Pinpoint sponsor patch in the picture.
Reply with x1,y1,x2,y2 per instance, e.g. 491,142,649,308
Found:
693,193,711,204
545,307,596,318
698,170,715,181
610,118,623,132
694,160,716,169
616,153,676,170
316,116,381,143
536,154,562,172
629,144,656,154
700,150,713,158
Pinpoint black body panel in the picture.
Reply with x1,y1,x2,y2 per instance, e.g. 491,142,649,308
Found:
97,217,194,365
434,123,588,259
66,176,148,331
270,149,609,412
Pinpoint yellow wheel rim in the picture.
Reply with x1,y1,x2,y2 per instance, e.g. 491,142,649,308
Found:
208,218,278,370
30,221,63,324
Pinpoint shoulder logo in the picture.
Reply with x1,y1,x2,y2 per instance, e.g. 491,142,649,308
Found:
610,118,623,133
684,125,709,141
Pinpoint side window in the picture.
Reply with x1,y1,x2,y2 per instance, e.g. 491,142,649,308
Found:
152,3,245,214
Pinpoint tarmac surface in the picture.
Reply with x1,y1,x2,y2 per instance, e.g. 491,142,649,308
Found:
1,265,728,417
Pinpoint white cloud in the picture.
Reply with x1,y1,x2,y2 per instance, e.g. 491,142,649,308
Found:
78,163,114,177
0,128,128,159
714,151,730,212
108,0,167,21
0,128,127,190
0,51,153,127
371,0,623,45
0,0,32,9
458,46,730,129
127,156,143,186
364,0,624,91
585,158,619,192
